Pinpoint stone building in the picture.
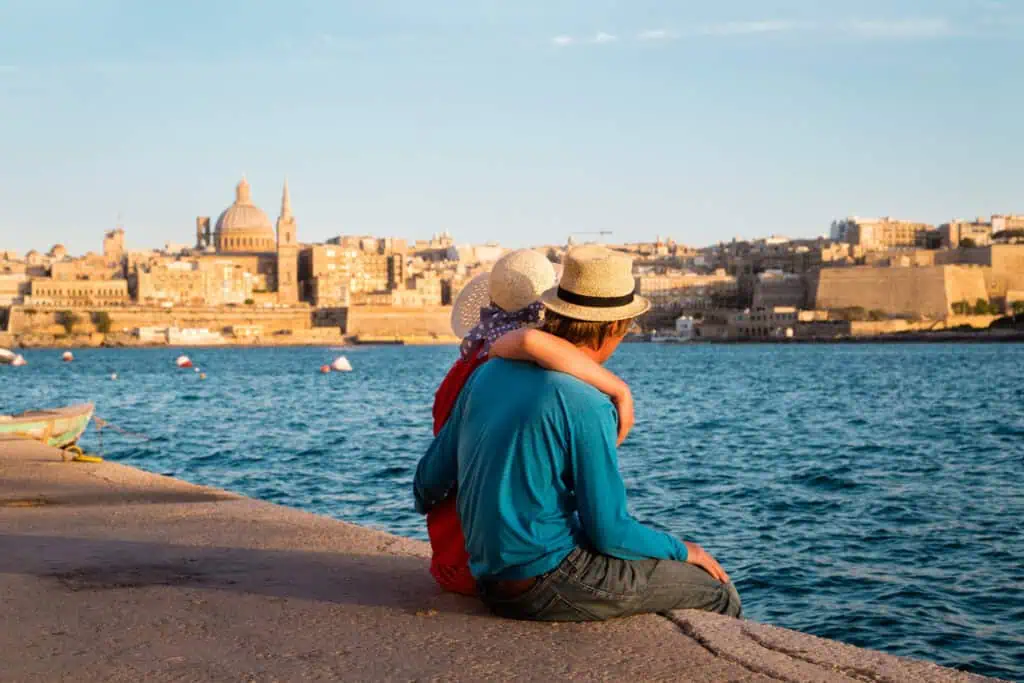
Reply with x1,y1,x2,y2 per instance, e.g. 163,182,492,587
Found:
299,238,414,307
25,278,130,307
103,229,125,264
634,270,739,311
752,271,806,310
831,217,935,251
939,219,994,249
699,307,799,340
50,253,122,281
992,215,1024,234
0,273,30,306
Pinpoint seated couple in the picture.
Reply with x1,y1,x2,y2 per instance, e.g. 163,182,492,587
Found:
414,246,741,621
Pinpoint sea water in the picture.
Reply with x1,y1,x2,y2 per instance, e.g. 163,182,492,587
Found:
4,343,1022,680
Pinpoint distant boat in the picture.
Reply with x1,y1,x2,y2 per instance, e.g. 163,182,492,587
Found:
0,403,94,449
168,327,226,346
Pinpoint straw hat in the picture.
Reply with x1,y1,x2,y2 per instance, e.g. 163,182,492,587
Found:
450,249,557,338
540,245,649,322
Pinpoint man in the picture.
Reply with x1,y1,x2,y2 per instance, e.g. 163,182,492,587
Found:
414,245,741,621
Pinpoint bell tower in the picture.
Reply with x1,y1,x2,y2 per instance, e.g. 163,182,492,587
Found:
275,179,300,304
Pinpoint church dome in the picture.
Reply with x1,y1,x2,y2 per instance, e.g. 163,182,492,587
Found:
214,177,276,253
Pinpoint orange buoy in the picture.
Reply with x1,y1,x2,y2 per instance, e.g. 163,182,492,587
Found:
320,365,331,374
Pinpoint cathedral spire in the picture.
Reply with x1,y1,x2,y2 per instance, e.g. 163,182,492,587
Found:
280,178,292,219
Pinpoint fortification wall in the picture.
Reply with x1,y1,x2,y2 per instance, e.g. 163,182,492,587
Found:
345,306,453,337
811,266,987,319
6,306,315,336
944,267,991,308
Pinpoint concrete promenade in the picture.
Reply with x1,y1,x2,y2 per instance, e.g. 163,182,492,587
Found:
0,437,1001,682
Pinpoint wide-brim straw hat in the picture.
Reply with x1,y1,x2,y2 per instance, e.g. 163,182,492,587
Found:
540,245,650,322
451,249,558,338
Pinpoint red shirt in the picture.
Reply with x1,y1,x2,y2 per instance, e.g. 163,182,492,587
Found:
426,346,488,596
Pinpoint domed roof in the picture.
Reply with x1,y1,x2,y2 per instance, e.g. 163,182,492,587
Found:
214,178,274,239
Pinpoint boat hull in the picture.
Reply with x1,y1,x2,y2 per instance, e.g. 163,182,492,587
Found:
0,404,94,449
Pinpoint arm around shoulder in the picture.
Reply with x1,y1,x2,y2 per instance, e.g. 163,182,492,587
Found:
491,328,634,444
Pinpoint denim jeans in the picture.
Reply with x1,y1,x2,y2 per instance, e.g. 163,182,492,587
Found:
480,547,742,622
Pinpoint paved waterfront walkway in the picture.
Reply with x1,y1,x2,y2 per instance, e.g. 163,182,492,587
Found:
0,437,1001,682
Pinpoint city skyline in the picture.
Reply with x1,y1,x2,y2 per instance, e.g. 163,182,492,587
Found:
2,0,1023,255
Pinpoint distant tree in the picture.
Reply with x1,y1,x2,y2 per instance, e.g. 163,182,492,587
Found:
92,311,112,334
994,229,1024,244
244,298,255,305
974,299,991,315
58,310,81,335
960,238,977,249
951,300,971,315
868,309,887,321
988,301,1003,316
1013,301,1024,316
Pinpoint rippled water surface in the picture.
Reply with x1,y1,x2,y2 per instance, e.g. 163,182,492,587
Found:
5,344,1023,680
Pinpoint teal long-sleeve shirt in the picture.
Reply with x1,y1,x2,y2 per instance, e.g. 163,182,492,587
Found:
414,359,689,581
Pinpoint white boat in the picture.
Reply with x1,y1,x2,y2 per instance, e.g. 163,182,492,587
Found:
167,327,226,346
331,356,353,372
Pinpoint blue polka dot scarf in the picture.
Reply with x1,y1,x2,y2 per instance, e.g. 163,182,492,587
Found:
460,302,544,361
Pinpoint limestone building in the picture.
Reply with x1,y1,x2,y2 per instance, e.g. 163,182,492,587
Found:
26,278,130,307
103,229,125,265
939,219,994,249
634,270,739,311
831,217,935,251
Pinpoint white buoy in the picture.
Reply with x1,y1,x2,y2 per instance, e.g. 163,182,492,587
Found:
11,354,27,367
331,356,353,372
62,351,74,362
175,355,192,368
110,372,118,381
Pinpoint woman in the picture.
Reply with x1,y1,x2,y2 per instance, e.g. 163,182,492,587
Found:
428,249,635,596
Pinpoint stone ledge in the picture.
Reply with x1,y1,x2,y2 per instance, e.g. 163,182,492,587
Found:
0,439,1002,682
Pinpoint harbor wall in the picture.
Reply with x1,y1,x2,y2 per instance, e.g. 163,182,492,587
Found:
345,305,454,338
8,305,455,339
6,305,320,337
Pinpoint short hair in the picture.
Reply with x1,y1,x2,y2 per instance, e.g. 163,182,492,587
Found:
541,310,634,350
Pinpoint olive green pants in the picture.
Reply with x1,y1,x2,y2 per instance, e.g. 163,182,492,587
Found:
481,547,742,622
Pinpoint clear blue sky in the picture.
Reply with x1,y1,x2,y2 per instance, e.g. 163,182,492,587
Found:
1,0,1022,255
